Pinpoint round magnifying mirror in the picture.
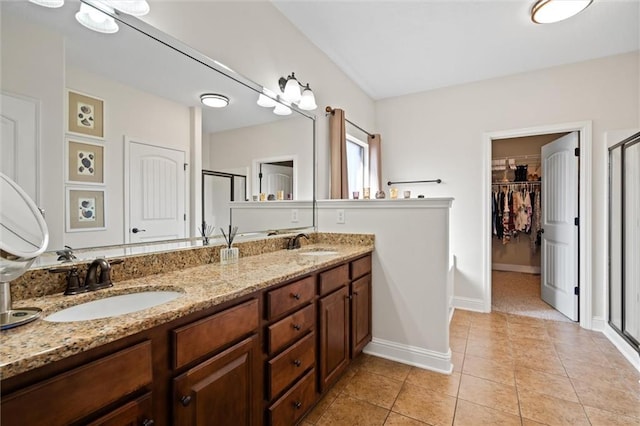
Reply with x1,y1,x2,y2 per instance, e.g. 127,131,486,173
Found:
1,172,49,329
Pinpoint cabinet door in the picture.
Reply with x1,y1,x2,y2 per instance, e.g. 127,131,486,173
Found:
173,335,260,426
318,286,350,391
86,393,153,426
351,274,372,357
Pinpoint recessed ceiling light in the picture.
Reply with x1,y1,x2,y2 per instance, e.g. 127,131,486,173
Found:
200,94,229,108
531,0,593,24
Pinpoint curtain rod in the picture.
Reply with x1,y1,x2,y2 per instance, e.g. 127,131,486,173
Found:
387,179,442,186
325,106,374,138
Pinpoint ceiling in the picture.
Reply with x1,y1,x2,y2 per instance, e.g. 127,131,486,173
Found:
273,0,640,100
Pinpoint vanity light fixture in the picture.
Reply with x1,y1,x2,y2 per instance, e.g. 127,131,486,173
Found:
28,0,64,8
531,0,593,24
200,94,230,108
107,0,150,16
278,72,317,111
75,3,119,34
256,88,278,108
273,102,292,116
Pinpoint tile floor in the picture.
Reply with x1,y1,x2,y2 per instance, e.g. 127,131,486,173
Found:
300,310,640,425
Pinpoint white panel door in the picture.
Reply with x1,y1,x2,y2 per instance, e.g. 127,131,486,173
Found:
541,132,579,321
128,141,186,243
0,93,38,203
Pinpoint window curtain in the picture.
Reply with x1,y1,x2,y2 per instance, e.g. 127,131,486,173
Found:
368,134,382,194
329,108,348,199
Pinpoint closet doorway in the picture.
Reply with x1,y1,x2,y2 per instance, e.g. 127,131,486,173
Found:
483,122,593,328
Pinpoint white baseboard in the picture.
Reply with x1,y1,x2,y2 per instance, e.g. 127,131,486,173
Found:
452,296,485,312
591,316,606,332
604,325,640,373
492,263,541,274
363,338,453,374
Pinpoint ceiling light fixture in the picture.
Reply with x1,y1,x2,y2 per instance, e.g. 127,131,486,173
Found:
28,0,64,8
273,102,292,116
75,3,119,34
107,0,150,17
531,0,593,24
200,94,229,108
256,88,278,108
264,72,317,111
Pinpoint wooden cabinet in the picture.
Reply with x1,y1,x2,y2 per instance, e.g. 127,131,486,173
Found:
1,341,153,426
351,274,372,357
86,393,153,426
173,335,261,426
318,285,350,391
267,369,316,426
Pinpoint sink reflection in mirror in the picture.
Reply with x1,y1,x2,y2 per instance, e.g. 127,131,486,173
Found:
0,1,315,266
44,291,183,323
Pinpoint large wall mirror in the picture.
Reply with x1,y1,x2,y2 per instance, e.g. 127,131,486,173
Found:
1,1,315,265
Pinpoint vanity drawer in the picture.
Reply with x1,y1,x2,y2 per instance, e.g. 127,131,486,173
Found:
1,341,152,426
267,331,315,399
173,299,259,369
267,276,315,320
351,255,372,280
268,369,316,426
268,304,315,354
319,263,349,296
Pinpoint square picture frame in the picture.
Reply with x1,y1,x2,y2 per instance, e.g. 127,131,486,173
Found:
66,187,106,232
67,89,104,139
66,138,105,184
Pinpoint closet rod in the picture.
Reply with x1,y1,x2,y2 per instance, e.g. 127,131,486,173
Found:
387,179,442,186
491,181,541,185
325,106,374,138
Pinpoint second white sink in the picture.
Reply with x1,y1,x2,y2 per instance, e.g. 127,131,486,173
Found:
44,291,183,322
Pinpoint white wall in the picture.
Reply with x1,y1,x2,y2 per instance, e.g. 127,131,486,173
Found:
141,1,376,199
1,12,65,249
65,67,191,248
318,199,453,373
376,52,640,322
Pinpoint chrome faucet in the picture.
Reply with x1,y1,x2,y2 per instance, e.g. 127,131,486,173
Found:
287,233,309,250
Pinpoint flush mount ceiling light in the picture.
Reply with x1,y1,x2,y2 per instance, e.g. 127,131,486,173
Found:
200,94,229,108
28,0,64,8
75,3,119,34
531,0,593,24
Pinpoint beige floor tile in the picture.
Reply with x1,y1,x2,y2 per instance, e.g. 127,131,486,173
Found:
453,399,521,426
506,313,547,328
514,350,567,376
518,390,590,425
561,357,638,393
342,370,404,409
359,356,412,382
515,366,579,403
451,309,474,324
391,382,457,426
470,321,509,335
509,335,556,353
405,367,461,397
462,354,515,385
584,405,640,426
508,323,549,341
467,326,509,341
450,324,470,339
572,377,640,419
465,340,514,362
303,385,340,424
450,336,467,353
451,351,465,373
458,374,519,416
316,394,389,426
555,342,612,365
546,328,598,346
384,412,428,425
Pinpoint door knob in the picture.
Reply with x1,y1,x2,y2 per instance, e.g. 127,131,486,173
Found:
180,395,192,406
132,227,146,234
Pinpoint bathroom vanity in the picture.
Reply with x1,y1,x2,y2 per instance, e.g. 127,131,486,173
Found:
0,243,372,426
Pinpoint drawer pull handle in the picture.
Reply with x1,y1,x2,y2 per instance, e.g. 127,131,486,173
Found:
294,401,302,409
180,395,192,407
293,359,302,367
142,420,155,426
291,293,301,300
292,324,301,331
353,291,359,296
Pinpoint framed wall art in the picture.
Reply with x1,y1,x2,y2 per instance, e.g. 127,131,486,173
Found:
66,138,105,184
66,187,106,232
67,90,104,139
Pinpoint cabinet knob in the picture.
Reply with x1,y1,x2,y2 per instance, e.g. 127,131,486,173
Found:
142,420,155,426
292,324,301,331
180,395,192,407
353,291,359,296
293,359,302,367
293,401,302,409
291,293,301,300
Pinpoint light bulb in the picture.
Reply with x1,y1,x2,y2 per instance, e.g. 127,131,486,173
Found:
298,85,317,111
283,75,302,103
531,0,592,24
75,3,119,34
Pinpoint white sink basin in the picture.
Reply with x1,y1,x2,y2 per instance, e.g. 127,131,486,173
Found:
299,251,339,256
44,291,183,322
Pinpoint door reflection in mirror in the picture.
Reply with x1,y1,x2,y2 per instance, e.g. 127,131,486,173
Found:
202,170,247,238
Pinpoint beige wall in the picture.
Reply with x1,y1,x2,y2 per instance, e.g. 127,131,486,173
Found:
376,52,640,320
142,1,376,199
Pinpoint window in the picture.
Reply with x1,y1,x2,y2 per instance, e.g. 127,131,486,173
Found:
346,134,369,199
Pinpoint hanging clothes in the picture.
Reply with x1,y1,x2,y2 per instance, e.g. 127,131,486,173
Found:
491,183,542,253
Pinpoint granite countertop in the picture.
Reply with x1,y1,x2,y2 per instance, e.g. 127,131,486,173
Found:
0,243,373,380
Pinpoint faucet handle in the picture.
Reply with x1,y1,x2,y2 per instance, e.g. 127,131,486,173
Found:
49,266,87,295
